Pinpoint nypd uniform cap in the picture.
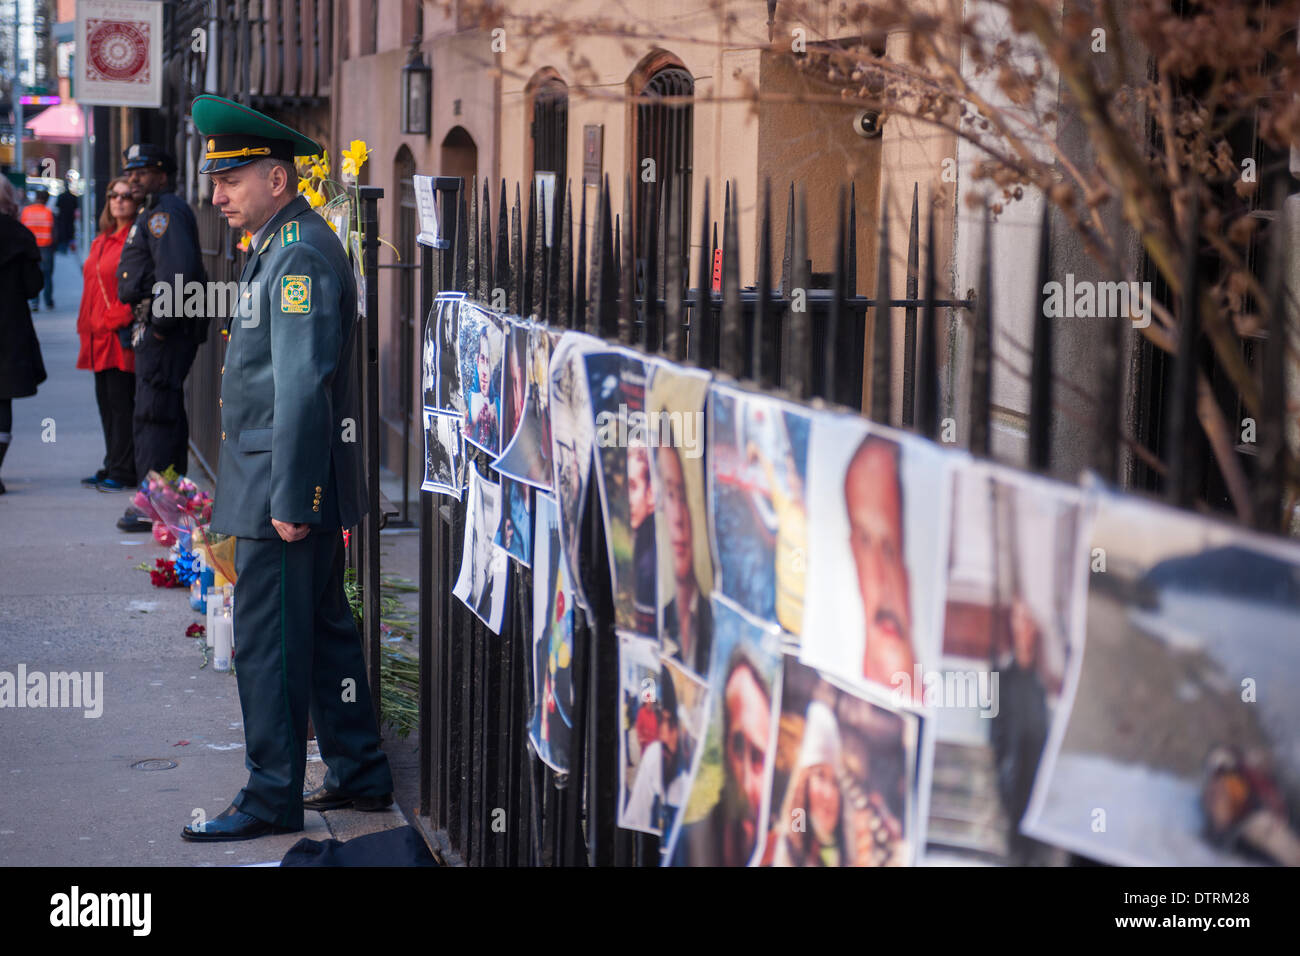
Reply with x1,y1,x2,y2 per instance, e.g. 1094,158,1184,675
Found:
122,143,177,174
192,94,322,174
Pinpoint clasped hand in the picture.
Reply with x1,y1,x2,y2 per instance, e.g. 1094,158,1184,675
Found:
272,518,310,542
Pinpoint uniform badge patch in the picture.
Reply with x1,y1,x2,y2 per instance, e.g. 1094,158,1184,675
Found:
281,275,311,313
147,211,169,238
281,221,300,246
259,234,274,254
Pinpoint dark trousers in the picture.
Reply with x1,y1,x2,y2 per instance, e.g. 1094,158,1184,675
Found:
93,368,136,484
29,245,54,307
231,527,394,829
132,332,197,480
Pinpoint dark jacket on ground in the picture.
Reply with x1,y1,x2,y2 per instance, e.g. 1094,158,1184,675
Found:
0,214,47,399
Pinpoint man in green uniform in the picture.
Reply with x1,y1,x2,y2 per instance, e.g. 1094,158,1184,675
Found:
181,95,393,842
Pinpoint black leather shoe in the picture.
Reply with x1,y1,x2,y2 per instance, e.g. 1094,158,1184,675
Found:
182,805,299,842
302,787,394,812
117,514,153,532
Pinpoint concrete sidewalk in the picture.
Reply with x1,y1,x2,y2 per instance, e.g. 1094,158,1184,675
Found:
0,250,412,865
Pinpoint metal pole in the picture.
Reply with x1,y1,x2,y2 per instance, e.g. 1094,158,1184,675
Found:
13,0,23,177
359,185,383,710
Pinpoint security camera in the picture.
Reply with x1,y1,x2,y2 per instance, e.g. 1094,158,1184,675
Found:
853,109,883,138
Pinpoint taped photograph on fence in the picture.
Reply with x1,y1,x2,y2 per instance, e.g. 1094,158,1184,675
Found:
452,465,509,633
421,304,438,409
799,416,955,702
924,463,1082,865
501,317,530,453
619,632,667,835
529,493,574,774
648,360,713,676
496,324,555,491
434,290,467,416
456,301,507,456
663,595,784,867
421,406,465,498
587,348,657,636
706,382,812,638
623,656,710,843
1023,483,1300,867
549,331,601,612
495,475,532,567
759,656,921,867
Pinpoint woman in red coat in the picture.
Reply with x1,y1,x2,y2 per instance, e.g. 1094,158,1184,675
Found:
76,176,141,490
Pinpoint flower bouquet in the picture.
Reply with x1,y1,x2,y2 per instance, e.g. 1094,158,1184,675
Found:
133,468,213,550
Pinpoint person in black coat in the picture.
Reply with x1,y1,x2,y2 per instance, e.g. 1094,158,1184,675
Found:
0,178,48,494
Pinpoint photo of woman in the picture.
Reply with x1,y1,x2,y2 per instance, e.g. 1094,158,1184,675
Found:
457,302,505,455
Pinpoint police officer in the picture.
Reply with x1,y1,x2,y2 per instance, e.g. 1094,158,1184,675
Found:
114,144,208,528
180,95,393,842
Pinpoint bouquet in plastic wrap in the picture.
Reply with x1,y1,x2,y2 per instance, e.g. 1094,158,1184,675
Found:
132,468,215,551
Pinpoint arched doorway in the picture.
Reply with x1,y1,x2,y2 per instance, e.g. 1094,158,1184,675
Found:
440,126,478,187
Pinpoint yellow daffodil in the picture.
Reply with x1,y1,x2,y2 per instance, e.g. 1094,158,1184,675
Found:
302,182,326,208
297,179,309,194
309,161,327,181
341,139,370,178
237,231,252,252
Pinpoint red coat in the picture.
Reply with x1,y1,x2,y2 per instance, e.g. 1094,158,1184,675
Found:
76,226,135,373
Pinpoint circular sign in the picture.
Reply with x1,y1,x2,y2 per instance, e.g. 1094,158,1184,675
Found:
89,21,148,81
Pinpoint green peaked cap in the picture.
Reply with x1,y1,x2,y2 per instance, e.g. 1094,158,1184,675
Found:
191,94,321,173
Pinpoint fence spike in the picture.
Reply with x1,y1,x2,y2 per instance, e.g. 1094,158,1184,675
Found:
870,185,891,422
780,182,794,297
574,188,588,330
646,177,668,353
917,198,939,439
822,185,847,401
509,187,522,316
969,204,993,457
453,190,468,293
721,179,743,378
493,180,508,306
480,179,493,301
691,181,713,366
1165,187,1201,508
467,175,479,298
902,183,920,427
755,179,775,385
1256,182,1290,531
664,173,684,360
785,187,811,399
535,178,549,322
621,175,635,343
558,183,574,329
1028,202,1053,471
525,177,537,317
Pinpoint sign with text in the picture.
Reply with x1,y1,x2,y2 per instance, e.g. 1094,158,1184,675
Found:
414,174,440,247
75,0,163,108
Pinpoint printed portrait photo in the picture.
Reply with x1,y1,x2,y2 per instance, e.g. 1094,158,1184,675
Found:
622,657,709,848
1024,484,1300,867
760,656,920,867
707,383,811,638
548,331,600,613
925,463,1081,865
421,406,464,499
435,290,466,416
799,415,954,700
648,361,713,677
529,493,575,774
587,349,656,637
495,475,533,567
664,595,784,867
496,324,555,491
619,633,668,835
452,465,509,634
457,302,506,456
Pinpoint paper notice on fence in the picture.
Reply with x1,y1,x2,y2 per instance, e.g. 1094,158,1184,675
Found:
529,493,575,774
453,465,509,633
1023,480,1300,867
496,324,555,492
414,175,440,247
421,406,465,499
548,331,602,613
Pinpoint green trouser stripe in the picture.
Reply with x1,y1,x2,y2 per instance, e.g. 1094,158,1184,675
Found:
279,542,298,824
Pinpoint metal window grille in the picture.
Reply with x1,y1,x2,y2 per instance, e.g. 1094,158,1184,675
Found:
532,80,568,187
635,67,693,284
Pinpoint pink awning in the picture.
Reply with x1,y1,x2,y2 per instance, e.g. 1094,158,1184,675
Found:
25,103,90,144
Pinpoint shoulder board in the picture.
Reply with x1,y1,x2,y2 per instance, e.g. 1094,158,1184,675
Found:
281,221,300,247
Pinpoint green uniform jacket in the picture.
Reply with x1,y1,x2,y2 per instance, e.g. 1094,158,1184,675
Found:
209,195,365,539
